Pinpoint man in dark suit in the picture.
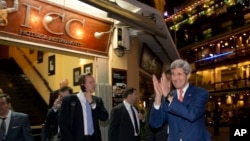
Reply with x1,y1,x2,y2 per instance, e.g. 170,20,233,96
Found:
49,79,68,108
145,95,168,141
108,87,141,141
41,86,73,141
150,59,211,141
0,93,33,141
59,73,108,141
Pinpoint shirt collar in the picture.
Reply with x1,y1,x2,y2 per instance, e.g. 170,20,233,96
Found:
78,90,87,102
0,110,11,118
178,83,189,94
123,100,131,110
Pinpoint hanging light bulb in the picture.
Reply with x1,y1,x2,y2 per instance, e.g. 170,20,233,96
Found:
44,15,53,24
94,26,115,39
94,32,105,39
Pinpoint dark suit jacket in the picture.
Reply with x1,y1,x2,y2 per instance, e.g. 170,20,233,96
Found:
41,108,59,141
146,96,168,141
108,102,139,141
59,94,108,141
5,112,34,141
150,84,211,141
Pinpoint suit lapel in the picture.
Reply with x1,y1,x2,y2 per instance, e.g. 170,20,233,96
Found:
121,103,130,119
172,90,178,99
6,112,16,139
121,103,135,133
121,103,133,125
183,85,193,104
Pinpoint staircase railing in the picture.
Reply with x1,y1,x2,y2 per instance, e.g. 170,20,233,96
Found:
16,47,52,93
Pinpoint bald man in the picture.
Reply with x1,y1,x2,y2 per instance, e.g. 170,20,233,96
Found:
48,79,69,108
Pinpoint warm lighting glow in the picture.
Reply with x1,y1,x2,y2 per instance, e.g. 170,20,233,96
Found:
225,42,228,46
31,15,39,23
237,100,244,107
79,58,85,65
226,95,232,104
240,94,244,100
218,102,221,106
75,30,83,37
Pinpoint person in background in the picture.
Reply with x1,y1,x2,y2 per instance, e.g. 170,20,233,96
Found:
0,93,33,141
213,103,221,136
150,59,211,141
59,73,108,141
41,86,73,141
145,70,172,141
49,79,69,108
108,87,142,141
0,88,3,93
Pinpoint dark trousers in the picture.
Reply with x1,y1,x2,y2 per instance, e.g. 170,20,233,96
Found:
83,135,94,141
136,136,141,141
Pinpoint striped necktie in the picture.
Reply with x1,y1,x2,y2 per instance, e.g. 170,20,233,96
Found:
86,101,94,135
0,117,6,141
131,105,139,134
179,89,184,102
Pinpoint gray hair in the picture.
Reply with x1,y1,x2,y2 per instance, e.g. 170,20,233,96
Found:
170,59,192,74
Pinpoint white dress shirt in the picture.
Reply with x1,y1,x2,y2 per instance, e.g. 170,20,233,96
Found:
77,91,95,135
0,110,11,134
123,100,139,136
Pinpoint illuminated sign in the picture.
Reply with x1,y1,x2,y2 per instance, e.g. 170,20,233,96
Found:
0,0,112,56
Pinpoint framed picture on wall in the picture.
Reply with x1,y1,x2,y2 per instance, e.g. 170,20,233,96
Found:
37,51,43,64
48,55,55,76
73,67,81,86
140,43,163,78
83,63,93,74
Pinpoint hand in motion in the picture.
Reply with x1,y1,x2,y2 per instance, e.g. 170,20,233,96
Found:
152,73,171,105
160,73,171,97
53,96,62,110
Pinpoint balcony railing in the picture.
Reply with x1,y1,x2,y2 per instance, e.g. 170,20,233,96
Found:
201,78,250,93
195,47,250,69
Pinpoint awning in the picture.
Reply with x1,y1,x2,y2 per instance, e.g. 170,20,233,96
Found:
79,0,166,38
79,0,180,64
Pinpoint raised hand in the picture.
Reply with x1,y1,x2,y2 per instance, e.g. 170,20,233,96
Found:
53,96,62,110
160,73,171,97
152,74,162,105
